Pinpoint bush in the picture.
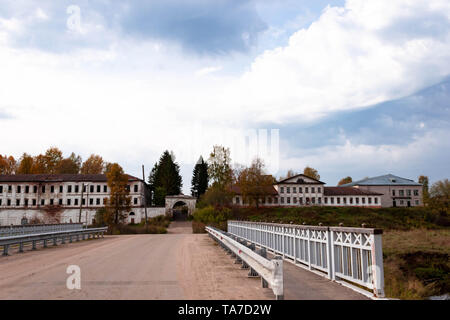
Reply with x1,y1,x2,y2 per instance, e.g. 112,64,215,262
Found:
192,206,231,231
192,221,206,233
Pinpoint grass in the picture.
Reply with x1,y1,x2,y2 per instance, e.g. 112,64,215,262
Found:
111,215,171,234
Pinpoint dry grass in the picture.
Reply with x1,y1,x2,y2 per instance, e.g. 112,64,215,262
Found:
383,229,450,299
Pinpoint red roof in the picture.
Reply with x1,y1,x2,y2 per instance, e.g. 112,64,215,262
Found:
324,187,382,196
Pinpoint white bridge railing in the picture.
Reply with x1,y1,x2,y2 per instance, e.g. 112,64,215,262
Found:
228,221,385,298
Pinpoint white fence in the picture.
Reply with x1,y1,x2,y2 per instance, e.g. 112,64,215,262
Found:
227,221,385,298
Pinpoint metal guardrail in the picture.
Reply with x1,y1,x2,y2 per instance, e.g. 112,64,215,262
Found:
0,223,84,237
206,226,284,300
228,221,385,298
0,227,108,256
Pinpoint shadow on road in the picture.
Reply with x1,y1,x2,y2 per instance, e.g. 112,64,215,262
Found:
167,221,192,234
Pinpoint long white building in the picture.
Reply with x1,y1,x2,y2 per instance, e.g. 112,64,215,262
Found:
232,174,383,208
0,174,164,226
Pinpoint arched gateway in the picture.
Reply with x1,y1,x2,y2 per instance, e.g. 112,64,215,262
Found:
165,195,196,219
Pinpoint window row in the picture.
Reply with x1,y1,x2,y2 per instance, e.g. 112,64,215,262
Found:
323,196,378,205
0,197,141,207
279,186,322,194
0,184,140,194
392,189,420,197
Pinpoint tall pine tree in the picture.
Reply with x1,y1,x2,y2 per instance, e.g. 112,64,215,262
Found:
191,156,209,199
148,151,183,206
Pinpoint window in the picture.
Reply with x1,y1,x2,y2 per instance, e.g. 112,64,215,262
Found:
0,199,2,206
350,197,353,204
134,185,138,192
324,197,328,204
41,199,45,205
299,197,303,205
16,199,20,206
305,187,309,193
330,197,334,204
42,186,45,193
82,198,86,205
293,187,296,193
103,198,106,205
24,199,29,206
33,186,37,193
415,200,419,205
50,186,54,193
268,197,273,204
343,197,347,204
414,190,419,196
7,199,11,206
126,185,130,192
356,197,359,204
25,186,29,193
312,187,315,193
8,185,12,193
400,200,404,205
368,197,372,204
97,185,101,193
399,190,404,196
318,187,321,193
287,197,291,204
375,198,378,204
235,197,240,204
299,187,302,193
67,199,71,206
17,186,21,193
280,197,284,204
0,186,2,193
293,197,297,204
392,190,396,196
74,199,78,206
274,197,278,204
68,185,72,193
318,197,321,204
75,185,79,193
407,190,411,196
103,185,107,193
96,198,100,205
280,187,284,193
60,185,63,193
261,197,266,205
50,199,54,205
90,185,94,193
337,198,341,204
59,199,63,205
312,197,315,204
362,198,366,204
83,185,87,192
287,187,290,193
89,198,93,205
32,199,36,206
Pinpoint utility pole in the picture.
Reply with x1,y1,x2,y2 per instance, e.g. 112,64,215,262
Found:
142,165,148,226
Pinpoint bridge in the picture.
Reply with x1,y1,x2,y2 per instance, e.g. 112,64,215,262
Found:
0,221,382,300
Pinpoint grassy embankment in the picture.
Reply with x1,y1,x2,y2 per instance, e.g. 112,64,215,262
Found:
111,215,171,234
192,205,449,299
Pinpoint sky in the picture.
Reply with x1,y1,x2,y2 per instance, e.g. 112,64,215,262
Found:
0,0,449,194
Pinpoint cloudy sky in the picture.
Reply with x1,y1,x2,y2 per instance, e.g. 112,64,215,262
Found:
0,0,449,193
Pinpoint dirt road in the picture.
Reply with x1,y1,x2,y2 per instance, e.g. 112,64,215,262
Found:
0,222,272,300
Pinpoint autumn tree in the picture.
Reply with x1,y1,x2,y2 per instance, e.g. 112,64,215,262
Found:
338,176,353,186
428,179,449,213
31,154,47,173
303,166,320,180
44,147,63,174
104,163,131,226
191,156,209,199
56,153,82,174
236,158,276,208
17,153,34,174
207,145,233,190
81,154,105,174
0,155,17,174
418,175,430,205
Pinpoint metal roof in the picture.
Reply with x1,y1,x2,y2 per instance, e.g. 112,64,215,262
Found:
340,174,422,187
0,174,142,183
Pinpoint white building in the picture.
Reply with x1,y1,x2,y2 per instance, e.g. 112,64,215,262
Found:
232,174,382,208
0,174,164,226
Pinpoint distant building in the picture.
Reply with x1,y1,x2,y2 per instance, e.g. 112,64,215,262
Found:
340,174,423,208
232,174,383,208
0,174,160,226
